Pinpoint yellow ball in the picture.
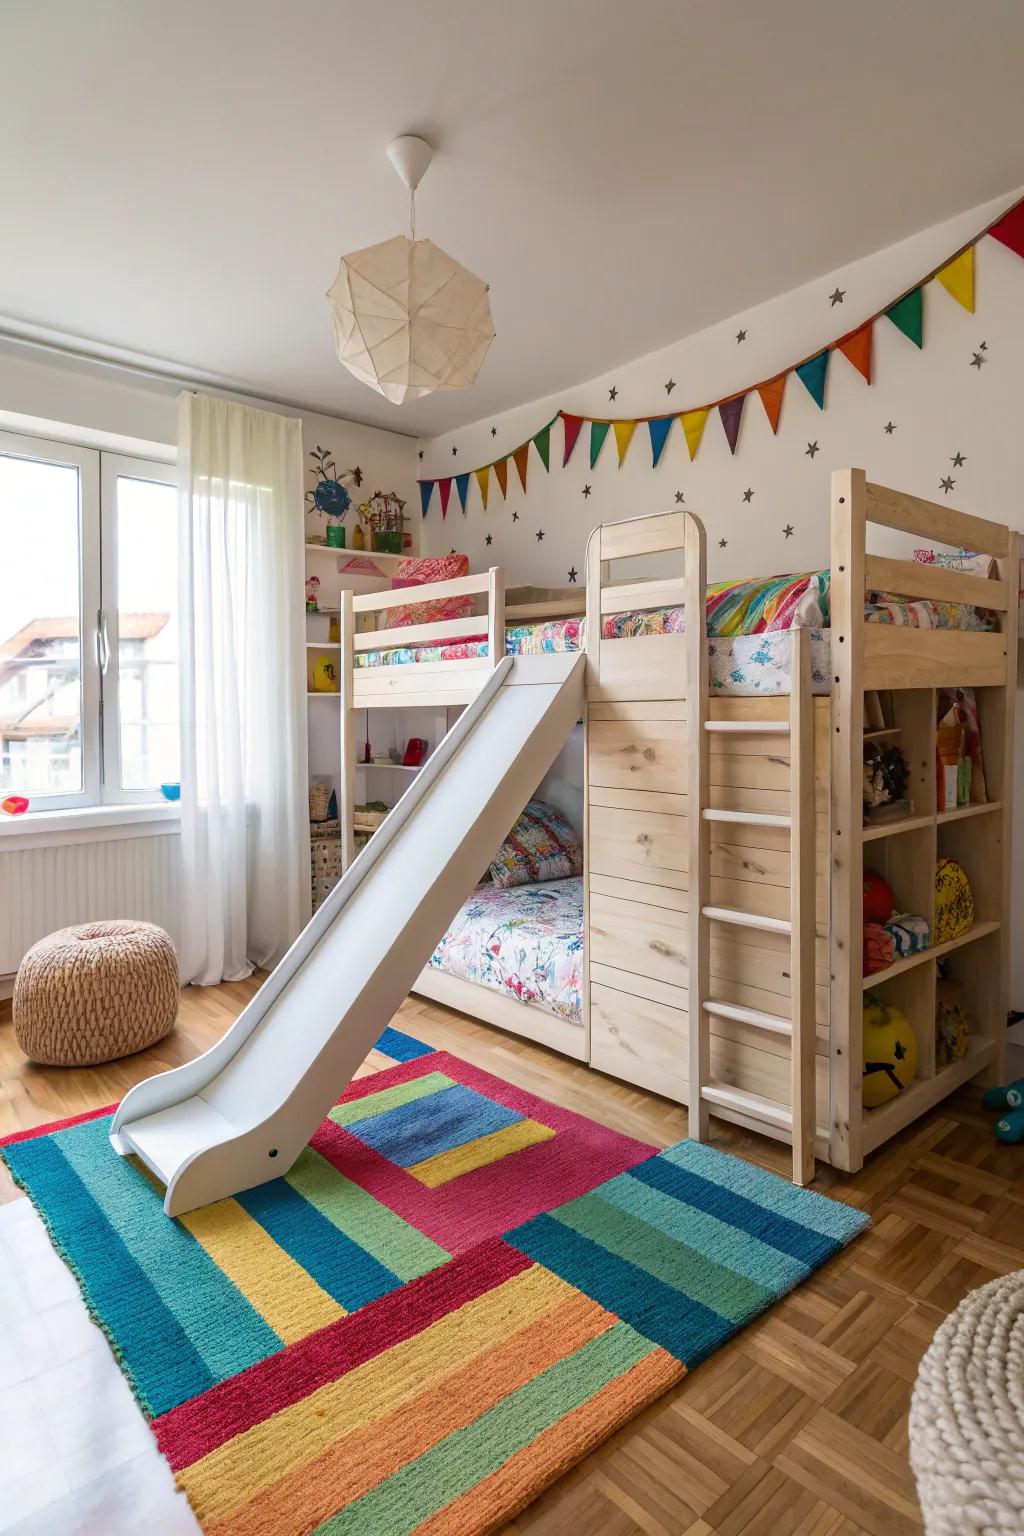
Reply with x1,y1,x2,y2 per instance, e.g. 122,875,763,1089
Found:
862,998,918,1107
312,657,338,693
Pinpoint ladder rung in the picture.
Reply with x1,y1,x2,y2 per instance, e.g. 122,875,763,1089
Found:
702,809,791,829
702,905,792,936
701,1082,794,1131
704,999,792,1036
704,720,790,734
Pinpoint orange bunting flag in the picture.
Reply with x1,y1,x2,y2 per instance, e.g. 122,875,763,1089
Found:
680,408,709,462
512,442,531,493
934,247,975,312
757,376,787,435
837,323,873,384
612,419,636,466
474,466,490,511
493,458,509,499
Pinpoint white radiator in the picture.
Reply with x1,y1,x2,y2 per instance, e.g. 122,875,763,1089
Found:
0,834,183,978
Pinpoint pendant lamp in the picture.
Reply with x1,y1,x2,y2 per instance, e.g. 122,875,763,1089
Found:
326,136,496,405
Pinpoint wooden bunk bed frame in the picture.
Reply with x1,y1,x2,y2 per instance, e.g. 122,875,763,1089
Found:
334,469,1017,1179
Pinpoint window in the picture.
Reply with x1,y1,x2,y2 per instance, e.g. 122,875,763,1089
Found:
0,431,178,811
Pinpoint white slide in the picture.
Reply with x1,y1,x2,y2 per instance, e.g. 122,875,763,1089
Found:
111,652,584,1217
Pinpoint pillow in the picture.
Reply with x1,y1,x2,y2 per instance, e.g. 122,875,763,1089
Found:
705,570,829,637
913,548,997,577
488,799,583,889
385,554,474,628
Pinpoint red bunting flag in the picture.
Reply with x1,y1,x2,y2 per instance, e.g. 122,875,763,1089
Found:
512,443,530,493
989,202,1024,260
493,458,509,498
837,323,873,384
561,413,583,467
438,478,452,518
756,375,786,435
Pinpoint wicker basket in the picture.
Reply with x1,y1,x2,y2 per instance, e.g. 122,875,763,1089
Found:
309,782,331,822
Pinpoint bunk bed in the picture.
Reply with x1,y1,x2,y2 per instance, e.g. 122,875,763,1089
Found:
334,468,1017,1180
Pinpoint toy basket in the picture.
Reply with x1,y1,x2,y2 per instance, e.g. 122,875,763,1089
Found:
308,783,331,822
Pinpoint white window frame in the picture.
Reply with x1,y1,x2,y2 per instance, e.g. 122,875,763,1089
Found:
0,430,178,813
99,452,178,804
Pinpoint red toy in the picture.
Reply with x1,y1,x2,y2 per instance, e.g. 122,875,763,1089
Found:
1,795,29,815
402,737,429,767
863,868,894,924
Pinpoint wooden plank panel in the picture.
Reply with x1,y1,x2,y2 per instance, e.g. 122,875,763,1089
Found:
587,632,687,702
865,480,1010,557
600,578,686,613
589,873,686,909
588,718,685,793
353,613,486,650
864,554,1008,611
588,699,686,722
589,893,686,987
588,804,688,885
599,511,690,560
590,984,688,1102
352,572,489,612
862,626,1007,688
588,784,687,816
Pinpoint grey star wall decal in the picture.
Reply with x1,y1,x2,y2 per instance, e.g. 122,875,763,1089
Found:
829,287,846,306
451,446,458,456
883,421,897,434
783,524,794,538
742,488,754,503
970,351,986,369
582,484,592,498
951,451,966,467
491,426,497,437
675,490,685,504
665,378,676,394
512,510,519,522
608,386,618,402
568,567,578,582
805,441,819,458
980,340,988,350
939,475,956,494
718,538,728,548
418,449,424,460
736,328,747,343
485,533,493,546
536,529,545,541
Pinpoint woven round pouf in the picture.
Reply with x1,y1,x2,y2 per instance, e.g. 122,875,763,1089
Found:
13,921,179,1066
909,1269,1024,1535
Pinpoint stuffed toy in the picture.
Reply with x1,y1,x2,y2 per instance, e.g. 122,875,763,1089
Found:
981,1080,1024,1144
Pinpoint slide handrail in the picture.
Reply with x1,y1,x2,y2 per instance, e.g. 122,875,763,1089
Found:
111,654,514,1137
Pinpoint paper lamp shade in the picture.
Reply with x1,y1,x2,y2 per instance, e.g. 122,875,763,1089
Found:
327,235,496,405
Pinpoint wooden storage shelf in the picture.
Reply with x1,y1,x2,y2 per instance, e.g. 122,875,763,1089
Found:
862,1035,996,1153
861,919,1000,989
307,691,340,700
306,641,341,650
862,812,933,842
936,799,1002,825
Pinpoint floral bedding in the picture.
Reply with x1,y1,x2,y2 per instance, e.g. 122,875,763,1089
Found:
426,876,584,1023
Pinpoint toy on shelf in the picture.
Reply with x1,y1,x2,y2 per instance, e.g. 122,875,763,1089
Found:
402,737,429,767
981,1080,1024,1144
935,969,969,1068
934,858,974,944
936,686,987,808
863,869,894,924
305,446,363,548
862,994,919,1107
1,795,29,815
305,574,321,613
309,781,331,822
862,867,929,976
863,739,911,826
311,656,339,693
357,489,408,554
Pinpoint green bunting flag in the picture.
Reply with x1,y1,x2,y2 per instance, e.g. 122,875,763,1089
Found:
795,350,829,410
885,288,923,348
590,420,611,468
533,424,551,471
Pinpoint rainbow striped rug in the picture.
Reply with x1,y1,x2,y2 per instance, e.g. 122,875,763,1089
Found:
1,1029,867,1535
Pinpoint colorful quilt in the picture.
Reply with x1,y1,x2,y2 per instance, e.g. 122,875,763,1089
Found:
427,877,585,1022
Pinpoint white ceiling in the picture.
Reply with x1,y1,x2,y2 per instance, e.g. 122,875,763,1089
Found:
4,0,1024,438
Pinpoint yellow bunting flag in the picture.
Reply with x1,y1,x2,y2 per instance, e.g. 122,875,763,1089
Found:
612,420,636,466
512,442,531,493
680,408,709,462
493,458,509,498
474,466,490,511
934,247,975,313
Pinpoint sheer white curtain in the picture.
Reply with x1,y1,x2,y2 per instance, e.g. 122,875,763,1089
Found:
177,391,309,984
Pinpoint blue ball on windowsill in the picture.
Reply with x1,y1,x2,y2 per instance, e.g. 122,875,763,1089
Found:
160,783,181,802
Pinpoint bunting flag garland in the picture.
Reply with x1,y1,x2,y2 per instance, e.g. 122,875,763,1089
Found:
648,415,674,467
562,414,583,466
590,420,611,468
493,457,509,498
718,395,745,455
757,375,786,435
796,349,830,409
885,288,923,347
680,407,709,461
416,192,1024,512
613,419,636,465
935,248,974,313
837,323,872,384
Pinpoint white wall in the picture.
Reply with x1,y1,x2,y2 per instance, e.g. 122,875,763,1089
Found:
419,188,1024,1008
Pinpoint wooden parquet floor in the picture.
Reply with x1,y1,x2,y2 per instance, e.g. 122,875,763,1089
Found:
2,980,1022,1536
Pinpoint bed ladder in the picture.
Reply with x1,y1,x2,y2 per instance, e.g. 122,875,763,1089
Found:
688,627,817,1184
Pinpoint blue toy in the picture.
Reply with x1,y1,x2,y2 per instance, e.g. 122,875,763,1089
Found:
981,1079,1024,1144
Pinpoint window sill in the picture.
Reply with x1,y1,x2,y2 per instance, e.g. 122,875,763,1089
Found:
0,801,181,852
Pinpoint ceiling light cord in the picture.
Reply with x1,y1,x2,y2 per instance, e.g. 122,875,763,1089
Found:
410,188,416,243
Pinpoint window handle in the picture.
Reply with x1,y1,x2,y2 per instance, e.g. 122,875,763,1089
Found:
96,609,110,674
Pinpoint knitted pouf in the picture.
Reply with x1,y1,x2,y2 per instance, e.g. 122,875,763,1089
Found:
909,1270,1024,1535
13,921,179,1066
